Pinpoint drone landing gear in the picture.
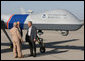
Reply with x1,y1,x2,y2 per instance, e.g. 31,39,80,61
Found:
37,37,46,53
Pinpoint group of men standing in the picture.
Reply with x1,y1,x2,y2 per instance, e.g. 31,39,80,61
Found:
10,21,37,58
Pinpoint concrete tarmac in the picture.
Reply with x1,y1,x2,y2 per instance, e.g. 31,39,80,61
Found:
1,26,84,60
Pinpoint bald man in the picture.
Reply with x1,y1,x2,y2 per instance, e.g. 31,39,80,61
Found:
10,22,23,58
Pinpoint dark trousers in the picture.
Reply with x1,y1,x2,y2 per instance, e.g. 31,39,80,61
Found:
28,36,36,56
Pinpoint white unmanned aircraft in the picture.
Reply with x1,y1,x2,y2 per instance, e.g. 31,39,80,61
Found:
1,9,83,36
1,9,83,53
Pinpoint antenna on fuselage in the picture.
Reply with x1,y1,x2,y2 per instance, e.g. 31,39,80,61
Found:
27,10,33,14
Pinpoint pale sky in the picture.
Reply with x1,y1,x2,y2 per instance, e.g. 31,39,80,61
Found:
1,1,84,20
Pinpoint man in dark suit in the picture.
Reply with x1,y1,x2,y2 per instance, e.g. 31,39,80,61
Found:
26,21,37,57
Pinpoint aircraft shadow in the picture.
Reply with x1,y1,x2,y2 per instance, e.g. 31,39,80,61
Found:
1,39,84,56
45,39,84,51
37,49,69,57
24,49,69,58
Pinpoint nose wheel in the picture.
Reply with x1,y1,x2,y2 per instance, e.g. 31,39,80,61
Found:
40,46,45,53
38,37,46,53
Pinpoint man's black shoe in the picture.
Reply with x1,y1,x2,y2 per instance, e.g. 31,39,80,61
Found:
33,55,36,57
33,54,36,57
28,54,33,57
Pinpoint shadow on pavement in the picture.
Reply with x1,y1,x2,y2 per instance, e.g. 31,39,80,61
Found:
1,39,84,55
37,49,69,57
45,39,84,51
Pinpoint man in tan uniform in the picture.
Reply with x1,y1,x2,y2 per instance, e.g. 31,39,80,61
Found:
10,22,23,58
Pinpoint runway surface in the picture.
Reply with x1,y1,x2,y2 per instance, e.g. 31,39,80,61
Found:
1,26,84,60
